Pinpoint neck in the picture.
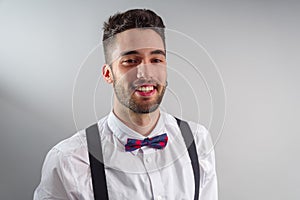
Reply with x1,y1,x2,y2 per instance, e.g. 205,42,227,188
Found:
113,101,160,137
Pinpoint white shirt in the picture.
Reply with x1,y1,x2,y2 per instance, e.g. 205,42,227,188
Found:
33,111,218,200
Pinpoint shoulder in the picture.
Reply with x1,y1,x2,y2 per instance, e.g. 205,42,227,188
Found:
162,111,213,157
51,129,86,155
161,111,209,137
41,129,88,172
45,115,109,165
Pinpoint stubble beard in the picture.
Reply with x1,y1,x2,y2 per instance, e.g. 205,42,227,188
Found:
113,81,166,114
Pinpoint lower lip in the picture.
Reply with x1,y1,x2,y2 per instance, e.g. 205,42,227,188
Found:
135,88,156,97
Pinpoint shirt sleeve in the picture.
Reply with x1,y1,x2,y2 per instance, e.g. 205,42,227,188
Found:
33,148,77,200
191,123,219,200
199,148,218,200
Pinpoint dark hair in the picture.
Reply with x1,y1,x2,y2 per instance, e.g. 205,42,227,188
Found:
102,9,166,63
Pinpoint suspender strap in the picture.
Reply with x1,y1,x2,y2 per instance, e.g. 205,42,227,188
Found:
175,117,200,200
86,118,200,200
86,123,109,200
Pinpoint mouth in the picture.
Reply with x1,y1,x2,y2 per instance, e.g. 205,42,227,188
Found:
135,84,157,97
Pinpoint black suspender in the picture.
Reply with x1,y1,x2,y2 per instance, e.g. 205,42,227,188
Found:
175,117,200,200
86,124,109,199
86,118,200,200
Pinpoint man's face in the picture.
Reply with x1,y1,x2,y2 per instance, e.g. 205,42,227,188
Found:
107,28,167,113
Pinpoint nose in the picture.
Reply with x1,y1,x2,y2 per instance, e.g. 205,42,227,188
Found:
137,64,152,79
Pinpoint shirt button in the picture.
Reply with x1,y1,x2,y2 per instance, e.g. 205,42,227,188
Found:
146,157,152,163
157,196,163,200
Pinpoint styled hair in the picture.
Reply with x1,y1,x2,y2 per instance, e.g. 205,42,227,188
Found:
102,9,166,64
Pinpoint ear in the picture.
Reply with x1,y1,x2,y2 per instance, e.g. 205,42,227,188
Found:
102,64,114,84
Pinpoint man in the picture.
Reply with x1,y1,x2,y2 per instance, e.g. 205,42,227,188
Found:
34,9,218,200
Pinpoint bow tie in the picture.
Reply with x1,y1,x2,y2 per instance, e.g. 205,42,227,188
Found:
125,133,168,152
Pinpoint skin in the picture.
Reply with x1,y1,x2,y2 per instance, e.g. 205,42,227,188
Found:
102,28,167,136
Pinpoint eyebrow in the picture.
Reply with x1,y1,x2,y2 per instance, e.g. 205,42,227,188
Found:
120,50,139,57
120,49,166,57
150,49,166,57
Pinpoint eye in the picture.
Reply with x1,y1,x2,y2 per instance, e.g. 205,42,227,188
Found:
121,58,140,66
151,58,165,63
152,58,162,63
124,59,137,63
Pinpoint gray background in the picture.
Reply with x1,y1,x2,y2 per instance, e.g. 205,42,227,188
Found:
1,0,299,199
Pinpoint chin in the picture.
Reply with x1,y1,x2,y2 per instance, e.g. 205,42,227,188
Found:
129,103,160,114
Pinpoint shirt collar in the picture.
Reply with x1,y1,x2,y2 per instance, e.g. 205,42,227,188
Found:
107,110,166,155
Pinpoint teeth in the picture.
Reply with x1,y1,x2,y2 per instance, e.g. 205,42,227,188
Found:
137,86,154,92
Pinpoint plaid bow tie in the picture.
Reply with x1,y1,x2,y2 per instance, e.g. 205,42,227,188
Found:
125,133,168,152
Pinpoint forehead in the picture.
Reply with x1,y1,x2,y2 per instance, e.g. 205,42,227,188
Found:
111,28,165,59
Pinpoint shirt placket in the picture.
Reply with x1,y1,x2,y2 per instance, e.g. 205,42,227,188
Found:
142,151,166,200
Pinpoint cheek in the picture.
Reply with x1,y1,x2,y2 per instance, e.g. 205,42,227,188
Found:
116,68,138,83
